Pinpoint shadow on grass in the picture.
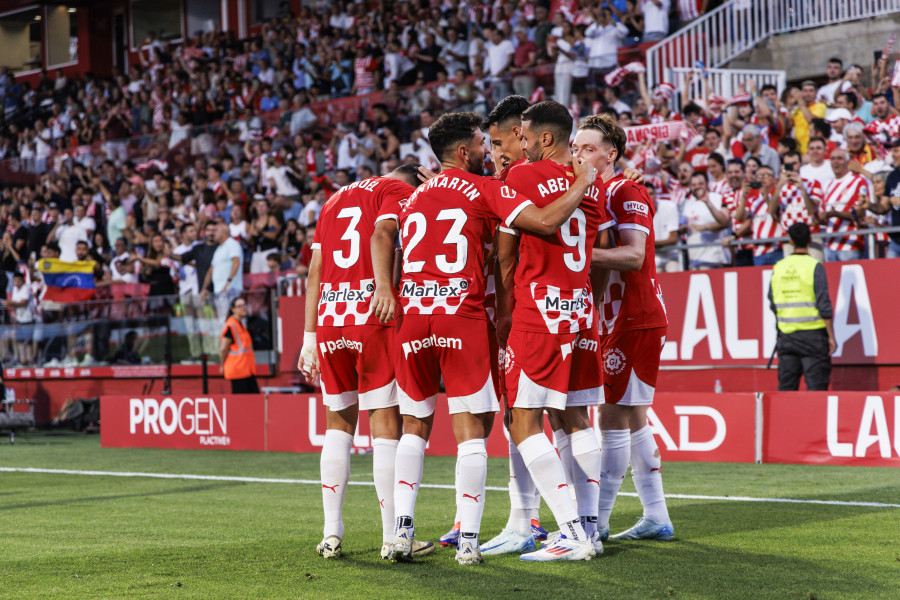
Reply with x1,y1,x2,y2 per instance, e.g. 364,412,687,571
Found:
0,481,245,511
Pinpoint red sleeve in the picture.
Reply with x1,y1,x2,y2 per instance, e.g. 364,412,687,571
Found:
611,181,653,235
375,180,412,224
481,176,534,228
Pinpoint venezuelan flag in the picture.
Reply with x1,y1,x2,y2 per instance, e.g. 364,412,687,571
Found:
38,258,97,303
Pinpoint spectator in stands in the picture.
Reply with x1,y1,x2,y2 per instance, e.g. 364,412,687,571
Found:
4,272,35,365
820,148,868,262
639,0,671,42
586,6,629,79
511,27,539,99
800,137,835,184
816,58,845,106
789,81,827,154
202,222,243,321
682,171,731,269
773,151,825,260
649,182,682,272
741,124,781,177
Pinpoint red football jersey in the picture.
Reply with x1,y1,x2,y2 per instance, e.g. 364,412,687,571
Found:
599,175,668,334
312,176,414,327
398,168,533,319
505,160,610,334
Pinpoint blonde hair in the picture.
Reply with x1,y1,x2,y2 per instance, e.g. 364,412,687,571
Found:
578,114,626,162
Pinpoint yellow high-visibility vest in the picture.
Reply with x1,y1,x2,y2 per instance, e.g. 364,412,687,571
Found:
771,253,826,334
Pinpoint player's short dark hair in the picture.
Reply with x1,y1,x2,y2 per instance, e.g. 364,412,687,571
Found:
578,113,626,162
428,112,483,162
390,163,424,187
708,152,725,169
521,101,573,147
484,95,530,131
788,222,811,248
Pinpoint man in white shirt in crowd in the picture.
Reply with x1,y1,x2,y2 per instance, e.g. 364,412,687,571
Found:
201,223,243,322
72,203,96,240
51,207,88,262
649,182,682,272
4,272,35,365
484,24,515,101
816,58,845,106
585,6,628,79
681,171,731,269
110,237,138,284
264,155,301,202
800,137,835,185
640,0,671,42
333,122,360,175
174,222,203,359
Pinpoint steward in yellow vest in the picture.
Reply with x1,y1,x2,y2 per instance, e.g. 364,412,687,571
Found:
767,223,836,391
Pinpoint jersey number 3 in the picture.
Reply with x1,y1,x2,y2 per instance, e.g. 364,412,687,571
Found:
333,206,362,269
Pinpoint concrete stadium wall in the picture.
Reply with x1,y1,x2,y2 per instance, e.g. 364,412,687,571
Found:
730,14,900,81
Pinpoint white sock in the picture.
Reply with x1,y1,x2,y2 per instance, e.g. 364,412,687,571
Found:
372,438,399,543
630,425,670,524
505,441,536,535
598,429,631,530
320,429,353,538
517,433,586,542
553,429,575,490
570,428,601,537
456,439,488,540
393,433,427,535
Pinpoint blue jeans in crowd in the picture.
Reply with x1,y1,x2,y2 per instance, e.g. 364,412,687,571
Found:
753,250,783,266
824,248,864,262
887,240,900,258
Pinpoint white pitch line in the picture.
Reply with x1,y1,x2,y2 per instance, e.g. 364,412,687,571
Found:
3,467,899,509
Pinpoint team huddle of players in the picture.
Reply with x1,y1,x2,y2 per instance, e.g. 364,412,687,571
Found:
299,95,673,565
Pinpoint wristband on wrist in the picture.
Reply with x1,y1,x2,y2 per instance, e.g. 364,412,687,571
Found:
303,331,316,346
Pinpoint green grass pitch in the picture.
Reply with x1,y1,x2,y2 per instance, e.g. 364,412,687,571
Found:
1,432,898,599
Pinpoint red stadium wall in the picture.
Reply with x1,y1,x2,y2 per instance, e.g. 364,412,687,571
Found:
99,391,900,467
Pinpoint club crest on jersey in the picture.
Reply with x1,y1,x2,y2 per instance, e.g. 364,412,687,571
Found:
603,347,627,375
504,346,515,374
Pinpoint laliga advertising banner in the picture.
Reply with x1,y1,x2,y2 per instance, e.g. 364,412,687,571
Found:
657,260,899,366
764,392,900,467
100,393,756,463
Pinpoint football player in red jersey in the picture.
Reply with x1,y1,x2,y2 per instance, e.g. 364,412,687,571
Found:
573,114,675,541
298,164,436,560
371,111,597,565
494,101,610,561
439,95,552,549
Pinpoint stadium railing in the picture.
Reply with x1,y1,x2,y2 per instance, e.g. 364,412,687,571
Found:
0,287,275,369
665,225,900,270
646,0,900,89
668,66,787,113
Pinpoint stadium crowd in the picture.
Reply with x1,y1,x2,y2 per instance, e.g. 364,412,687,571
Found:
0,0,898,347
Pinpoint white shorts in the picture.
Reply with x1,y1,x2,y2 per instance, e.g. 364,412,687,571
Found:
322,379,399,412
567,386,602,407
398,374,499,418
